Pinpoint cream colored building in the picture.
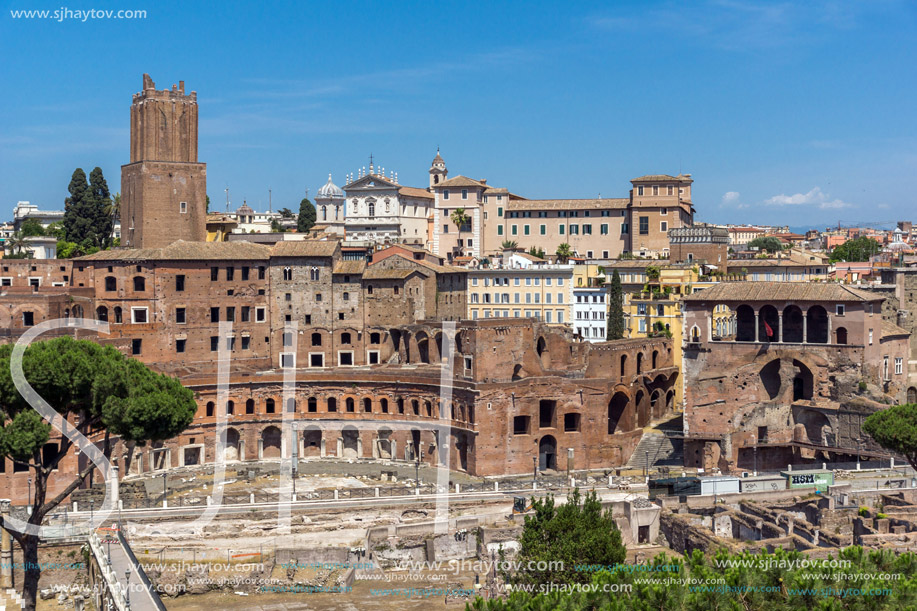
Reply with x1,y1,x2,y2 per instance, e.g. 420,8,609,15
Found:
466,252,573,323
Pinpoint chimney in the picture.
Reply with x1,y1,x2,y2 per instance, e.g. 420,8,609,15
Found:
898,310,908,328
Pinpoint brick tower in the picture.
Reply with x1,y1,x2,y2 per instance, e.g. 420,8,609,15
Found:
121,74,206,248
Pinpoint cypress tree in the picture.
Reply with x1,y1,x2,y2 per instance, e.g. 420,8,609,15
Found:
63,167,112,247
607,269,625,340
88,167,113,247
297,197,317,232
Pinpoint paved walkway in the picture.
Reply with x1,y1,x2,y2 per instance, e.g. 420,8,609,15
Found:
100,530,162,611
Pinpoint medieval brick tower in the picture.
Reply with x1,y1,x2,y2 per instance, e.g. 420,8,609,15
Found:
121,74,206,248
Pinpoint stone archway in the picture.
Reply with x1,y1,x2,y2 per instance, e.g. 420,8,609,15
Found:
608,391,630,434
302,429,322,458
261,426,282,459
342,429,359,458
538,435,557,471
224,428,241,461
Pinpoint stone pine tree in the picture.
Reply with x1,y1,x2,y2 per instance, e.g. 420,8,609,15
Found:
607,269,625,340
63,167,112,248
297,197,317,232
0,337,197,610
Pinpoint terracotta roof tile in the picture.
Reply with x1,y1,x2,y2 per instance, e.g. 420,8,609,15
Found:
76,240,271,261
684,281,882,302
882,320,910,339
333,259,366,275
436,175,487,189
271,240,339,258
398,186,434,200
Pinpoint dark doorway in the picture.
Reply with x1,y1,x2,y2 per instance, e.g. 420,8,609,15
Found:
538,435,557,471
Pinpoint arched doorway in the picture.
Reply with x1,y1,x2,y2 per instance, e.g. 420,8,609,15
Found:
538,436,557,471
635,389,648,428
261,426,281,459
416,332,430,364
224,428,241,461
792,359,814,400
909,387,917,404
836,327,848,345
342,429,359,458
303,428,322,458
608,392,629,434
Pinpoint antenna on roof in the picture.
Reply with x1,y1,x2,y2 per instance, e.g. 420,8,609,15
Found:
268,188,272,213
225,186,229,212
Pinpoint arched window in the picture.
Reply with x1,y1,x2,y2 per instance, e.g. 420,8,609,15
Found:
307,397,317,412
346,397,355,412
341,332,352,344
114,306,123,324
380,398,389,413
96,306,108,322
266,398,276,413
104,276,116,291
327,397,337,412
620,354,628,377
246,399,255,414
311,332,322,346
363,397,372,412
226,400,234,415
283,267,292,281
368,202,375,217
636,352,643,374
321,205,327,221
286,398,296,413
133,276,145,291
206,401,215,417
412,400,419,415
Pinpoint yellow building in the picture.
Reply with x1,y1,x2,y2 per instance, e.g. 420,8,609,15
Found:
466,252,573,323
621,265,718,409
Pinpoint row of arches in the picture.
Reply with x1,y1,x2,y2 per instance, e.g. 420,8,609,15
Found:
201,394,475,424
695,304,839,345
607,383,677,435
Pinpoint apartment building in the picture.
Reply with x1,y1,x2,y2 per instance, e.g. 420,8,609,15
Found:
466,252,572,323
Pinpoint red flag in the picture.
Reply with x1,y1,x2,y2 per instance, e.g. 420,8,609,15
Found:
764,320,774,338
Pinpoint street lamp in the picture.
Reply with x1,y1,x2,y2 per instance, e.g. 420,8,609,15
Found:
532,456,538,487
753,444,758,477
645,451,649,480
89,499,94,527
856,437,862,470
162,472,167,505
415,454,421,491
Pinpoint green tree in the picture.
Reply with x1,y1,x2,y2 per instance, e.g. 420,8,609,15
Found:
278,207,295,220
63,167,112,248
5,231,29,256
104,192,120,224
205,194,210,213
44,222,66,240
501,240,518,250
297,197,317,232
555,243,573,263
270,218,286,233
19,219,46,237
645,265,661,281
607,269,625,340
0,337,196,609
863,404,917,472
56,240,79,259
747,236,783,253
528,246,546,259
512,489,625,589
831,236,882,263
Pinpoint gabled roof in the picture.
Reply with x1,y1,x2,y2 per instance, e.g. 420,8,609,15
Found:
343,173,398,190
882,320,910,339
363,267,426,280
683,282,881,303
436,175,487,189
398,186,434,200
271,240,339,258
76,240,271,261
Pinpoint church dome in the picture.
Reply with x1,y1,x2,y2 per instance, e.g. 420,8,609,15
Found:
317,174,344,198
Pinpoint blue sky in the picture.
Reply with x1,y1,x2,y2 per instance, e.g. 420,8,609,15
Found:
1,0,915,229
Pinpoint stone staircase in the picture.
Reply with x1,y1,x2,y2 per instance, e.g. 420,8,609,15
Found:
626,415,684,471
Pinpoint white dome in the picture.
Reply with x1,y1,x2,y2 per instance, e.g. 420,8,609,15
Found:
317,174,344,199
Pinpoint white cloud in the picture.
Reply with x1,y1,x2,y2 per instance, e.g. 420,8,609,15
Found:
722,191,741,204
764,187,852,210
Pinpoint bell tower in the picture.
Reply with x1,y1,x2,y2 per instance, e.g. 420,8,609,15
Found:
429,148,447,189
121,73,207,248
